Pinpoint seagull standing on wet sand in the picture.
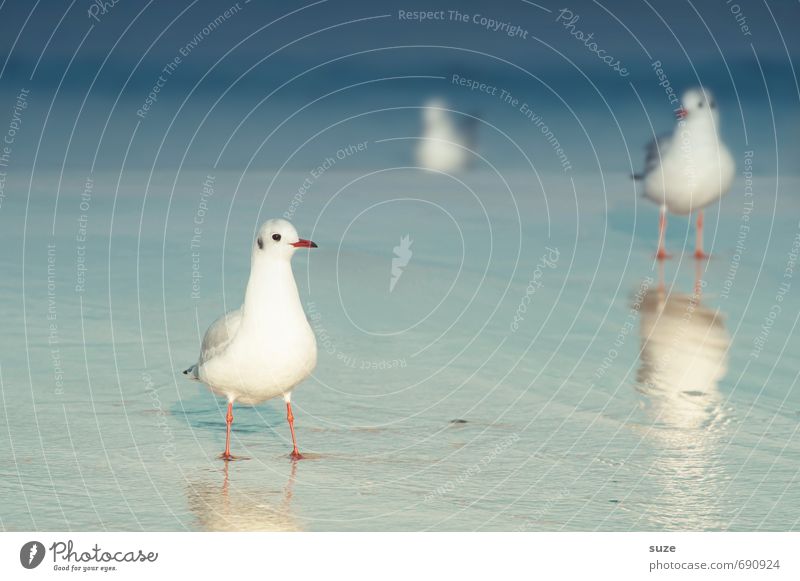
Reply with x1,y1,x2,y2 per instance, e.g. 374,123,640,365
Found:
634,87,734,259
183,219,318,461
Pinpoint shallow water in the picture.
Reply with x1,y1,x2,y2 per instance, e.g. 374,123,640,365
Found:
1,169,798,531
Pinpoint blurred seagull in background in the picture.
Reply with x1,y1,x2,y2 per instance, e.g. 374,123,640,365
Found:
634,87,734,259
183,219,318,461
416,98,477,173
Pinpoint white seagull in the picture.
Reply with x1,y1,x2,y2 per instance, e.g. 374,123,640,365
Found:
634,87,734,259
415,98,476,173
183,219,318,460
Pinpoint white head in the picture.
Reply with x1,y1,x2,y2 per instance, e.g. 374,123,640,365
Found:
252,219,317,263
677,87,719,124
423,98,449,128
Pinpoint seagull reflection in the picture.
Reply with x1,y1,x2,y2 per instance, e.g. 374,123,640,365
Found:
637,284,728,427
187,462,300,531
634,272,731,529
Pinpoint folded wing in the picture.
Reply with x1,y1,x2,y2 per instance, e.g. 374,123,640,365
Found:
633,132,672,180
183,308,243,380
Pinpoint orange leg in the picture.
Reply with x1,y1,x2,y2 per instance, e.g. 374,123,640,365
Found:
694,210,709,259
220,402,234,461
286,402,303,460
656,205,671,260
694,259,704,297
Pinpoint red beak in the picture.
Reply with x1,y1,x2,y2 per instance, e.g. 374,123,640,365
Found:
675,108,687,120
291,238,318,248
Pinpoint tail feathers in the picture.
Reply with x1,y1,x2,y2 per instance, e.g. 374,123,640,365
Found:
631,173,643,181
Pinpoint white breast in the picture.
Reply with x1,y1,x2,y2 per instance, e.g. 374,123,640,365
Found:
199,320,317,405
194,253,318,405
643,122,734,215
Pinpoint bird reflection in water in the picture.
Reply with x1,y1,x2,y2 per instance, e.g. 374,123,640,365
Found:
638,264,729,427
634,263,731,528
188,461,300,531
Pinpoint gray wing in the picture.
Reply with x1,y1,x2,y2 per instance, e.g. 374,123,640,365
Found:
633,133,672,180
183,308,243,380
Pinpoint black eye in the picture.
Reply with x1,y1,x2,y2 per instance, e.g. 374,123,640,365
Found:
698,101,704,108
257,237,264,249
272,233,281,242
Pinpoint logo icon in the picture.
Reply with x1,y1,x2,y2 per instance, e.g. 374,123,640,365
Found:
20,541,45,569
390,235,413,292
